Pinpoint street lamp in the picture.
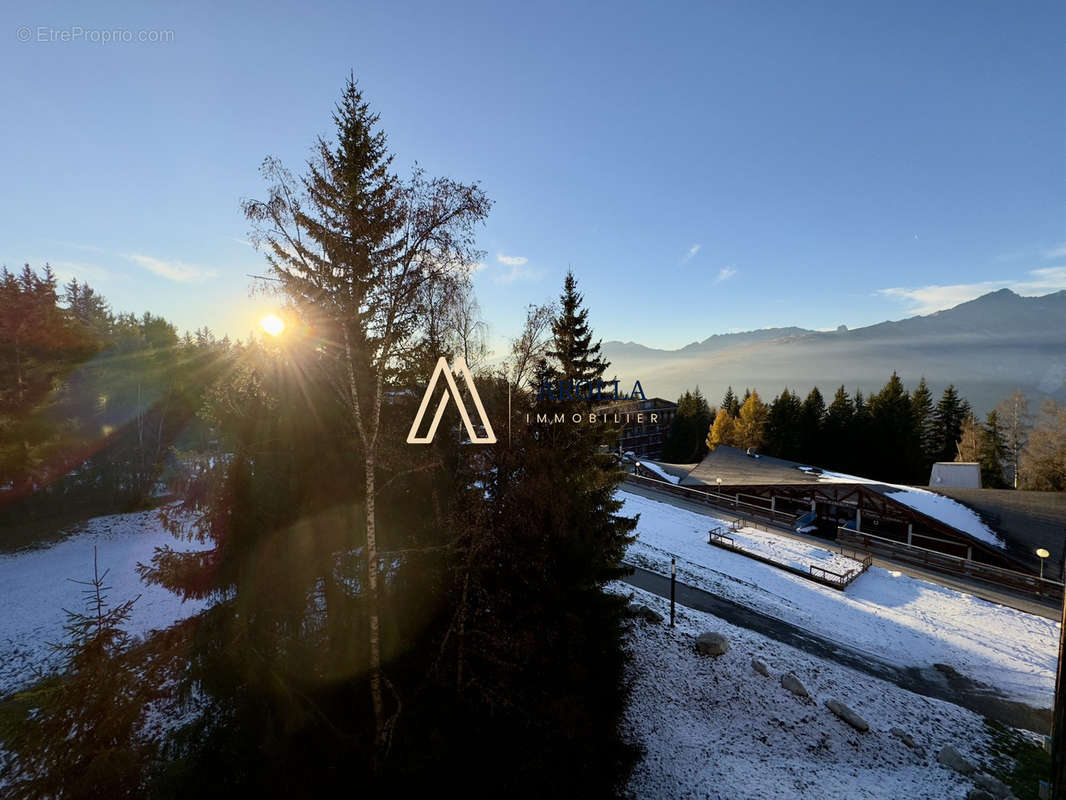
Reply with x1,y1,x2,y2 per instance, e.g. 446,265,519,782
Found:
716,477,722,500
1038,548,1051,580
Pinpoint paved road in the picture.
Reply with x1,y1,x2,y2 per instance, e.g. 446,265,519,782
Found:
621,481,1062,620
623,564,1052,733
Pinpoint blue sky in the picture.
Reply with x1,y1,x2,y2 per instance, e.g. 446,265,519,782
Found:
2,0,1063,352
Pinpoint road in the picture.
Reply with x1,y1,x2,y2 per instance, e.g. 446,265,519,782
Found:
621,481,1062,620
623,564,1052,733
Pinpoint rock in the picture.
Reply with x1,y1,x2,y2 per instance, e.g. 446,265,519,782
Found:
751,658,771,677
695,632,730,657
966,790,995,800
889,727,915,748
937,744,977,775
972,772,1012,798
632,604,664,624
824,699,869,732
780,672,809,698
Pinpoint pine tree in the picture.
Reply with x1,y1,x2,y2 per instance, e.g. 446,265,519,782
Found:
0,550,154,799
911,377,937,476
868,372,919,483
139,76,492,784
798,387,826,465
933,385,972,464
547,270,609,390
662,387,711,462
765,389,802,459
823,386,854,472
721,386,740,418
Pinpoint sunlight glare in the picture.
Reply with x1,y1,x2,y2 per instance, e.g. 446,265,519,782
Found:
261,314,285,337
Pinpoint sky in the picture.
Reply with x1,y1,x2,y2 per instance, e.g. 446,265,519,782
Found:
2,0,1063,353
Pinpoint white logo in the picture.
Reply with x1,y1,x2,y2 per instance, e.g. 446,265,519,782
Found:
407,357,497,444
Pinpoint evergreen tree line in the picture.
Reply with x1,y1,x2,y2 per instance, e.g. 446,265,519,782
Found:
662,373,1062,489
0,264,235,540
1,79,638,798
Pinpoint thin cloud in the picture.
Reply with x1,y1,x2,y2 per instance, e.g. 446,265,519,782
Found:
879,266,1066,315
125,253,218,283
497,253,528,267
493,252,539,283
682,243,701,263
715,266,737,282
1042,243,1066,260
49,260,112,285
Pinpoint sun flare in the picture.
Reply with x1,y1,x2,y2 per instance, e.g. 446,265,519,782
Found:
261,314,285,336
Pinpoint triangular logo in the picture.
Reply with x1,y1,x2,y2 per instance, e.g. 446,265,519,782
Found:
407,357,497,444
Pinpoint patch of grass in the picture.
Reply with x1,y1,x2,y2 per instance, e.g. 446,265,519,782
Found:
979,719,1051,800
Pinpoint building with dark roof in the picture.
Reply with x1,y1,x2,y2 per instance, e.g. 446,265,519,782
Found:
674,446,1028,573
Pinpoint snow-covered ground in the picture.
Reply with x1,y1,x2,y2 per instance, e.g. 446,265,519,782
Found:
0,510,210,695
794,465,1004,548
714,525,865,577
613,582,999,800
621,490,1058,708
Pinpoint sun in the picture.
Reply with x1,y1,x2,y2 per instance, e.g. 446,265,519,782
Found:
261,314,285,337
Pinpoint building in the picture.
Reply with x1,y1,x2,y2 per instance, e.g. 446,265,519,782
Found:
929,462,981,489
596,396,677,459
673,445,1025,572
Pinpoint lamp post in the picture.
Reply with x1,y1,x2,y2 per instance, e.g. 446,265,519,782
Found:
1038,548,1051,581
716,477,722,502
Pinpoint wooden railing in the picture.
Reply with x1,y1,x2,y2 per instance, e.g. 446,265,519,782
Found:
705,525,867,590
624,472,798,529
837,528,1064,600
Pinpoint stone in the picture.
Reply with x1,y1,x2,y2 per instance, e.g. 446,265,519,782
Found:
937,744,977,775
889,727,915,748
751,658,771,677
824,699,869,732
971,772,1012,798
632,604,664,624
780,672,809,698
966,791,995,800
695,632,730,657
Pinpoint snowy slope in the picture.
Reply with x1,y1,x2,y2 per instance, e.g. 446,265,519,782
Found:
613,582,996,800
620,490,1058,708
0,510,210,695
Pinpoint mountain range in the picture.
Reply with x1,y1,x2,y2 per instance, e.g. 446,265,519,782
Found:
602,289,1066,412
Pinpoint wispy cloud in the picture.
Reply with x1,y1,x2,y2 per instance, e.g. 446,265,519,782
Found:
49,260,112,284
682,243,701,263
494,252,539,283
1042,243,1066,260
125,253,218,283
497,253,528,267
715,266,737,282
878,266,1066,315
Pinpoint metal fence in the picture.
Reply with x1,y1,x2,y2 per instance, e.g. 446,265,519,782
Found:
837,528,1064,601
